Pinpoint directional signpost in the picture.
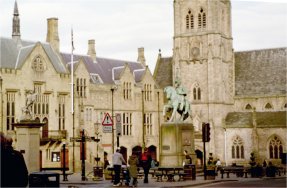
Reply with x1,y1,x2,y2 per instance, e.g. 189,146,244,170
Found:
69,129,98,181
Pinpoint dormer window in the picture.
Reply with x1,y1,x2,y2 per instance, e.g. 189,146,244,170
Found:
90,73,103,84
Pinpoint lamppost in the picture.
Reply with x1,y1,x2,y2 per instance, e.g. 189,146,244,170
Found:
94,124,101,166
0,77,3,132
91,123,102,180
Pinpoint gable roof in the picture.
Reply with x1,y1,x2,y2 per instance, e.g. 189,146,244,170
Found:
234,48,287,97
0,37,68,74
153,56,173,89
61,53,145,84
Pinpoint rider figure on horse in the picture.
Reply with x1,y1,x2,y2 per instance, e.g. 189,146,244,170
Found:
174,78,187,113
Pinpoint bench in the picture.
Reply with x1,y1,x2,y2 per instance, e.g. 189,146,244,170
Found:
220,167,248,178
154,172,163,182
178,172,189,181
40,167,72,181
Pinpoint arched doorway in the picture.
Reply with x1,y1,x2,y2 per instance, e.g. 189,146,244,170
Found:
120,146,127,162
195,149,203,167
148,145,157,161
132,145,142,160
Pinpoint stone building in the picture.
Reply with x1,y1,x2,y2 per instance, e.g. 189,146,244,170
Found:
1,0,286,172
0,1,163,171
154,0,286,166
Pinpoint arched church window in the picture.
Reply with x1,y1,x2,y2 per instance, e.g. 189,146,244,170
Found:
186,15,190,29
198,8,206,29
269,136,283,159
193,83,201,101
265,103,273,109
198,13,202,28
245,104,252,110
203,13,206,28
186,10,194,30
231,136,244,159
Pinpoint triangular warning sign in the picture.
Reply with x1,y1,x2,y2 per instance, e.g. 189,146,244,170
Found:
102,113,113,126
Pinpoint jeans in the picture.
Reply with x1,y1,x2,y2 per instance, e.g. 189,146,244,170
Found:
113,165,121,185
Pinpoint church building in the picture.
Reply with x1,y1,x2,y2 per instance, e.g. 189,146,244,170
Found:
154,0,286,166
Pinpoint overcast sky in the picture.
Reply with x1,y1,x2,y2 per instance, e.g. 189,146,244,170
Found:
0,0,286,73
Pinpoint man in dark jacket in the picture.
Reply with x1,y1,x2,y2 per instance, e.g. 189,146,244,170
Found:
1,134,28,187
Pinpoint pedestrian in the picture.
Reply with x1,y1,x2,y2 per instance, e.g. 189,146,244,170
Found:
1,133,28,187
112,148,126,187
183,150,192,166
263,159,267,167
140,147,152,183
128,151,139,187
104,151,110,169
215,158,222,171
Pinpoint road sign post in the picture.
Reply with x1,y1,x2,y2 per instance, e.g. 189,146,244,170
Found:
115,113,121,147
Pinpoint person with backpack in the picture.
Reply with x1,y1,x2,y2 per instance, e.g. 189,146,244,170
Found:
140,147,152,183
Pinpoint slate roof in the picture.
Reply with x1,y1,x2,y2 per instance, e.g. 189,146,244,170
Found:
153,56,173,89
0,37,68,73
225,111,286,128
234,48,287,97
0,37,146,84
61,53,145,84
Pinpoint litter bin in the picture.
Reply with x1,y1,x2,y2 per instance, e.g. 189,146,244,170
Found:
184,164,196,180
93,166,103,179
29,171,59,187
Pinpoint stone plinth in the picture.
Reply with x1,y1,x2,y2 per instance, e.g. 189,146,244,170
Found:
13,120,44,173
160,122,195,166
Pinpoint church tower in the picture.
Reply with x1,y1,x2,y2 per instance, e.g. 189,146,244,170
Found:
173,0,234,157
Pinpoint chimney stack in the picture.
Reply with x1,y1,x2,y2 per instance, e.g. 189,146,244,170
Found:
137,47,146,66
87,39,96,61
46,18,60,53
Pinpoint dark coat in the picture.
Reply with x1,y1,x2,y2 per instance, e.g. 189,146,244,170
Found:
128,155,139,178
1,147,28,187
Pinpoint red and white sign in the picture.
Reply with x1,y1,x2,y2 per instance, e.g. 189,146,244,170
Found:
102,113,113,126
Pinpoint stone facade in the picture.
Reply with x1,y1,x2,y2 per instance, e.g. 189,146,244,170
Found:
1,0,286,171
154,0,286,166
0,1,163,172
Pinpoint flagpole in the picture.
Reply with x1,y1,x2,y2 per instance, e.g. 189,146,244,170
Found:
71,27,75,172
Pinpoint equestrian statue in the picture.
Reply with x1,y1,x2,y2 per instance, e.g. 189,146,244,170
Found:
163,79,191,122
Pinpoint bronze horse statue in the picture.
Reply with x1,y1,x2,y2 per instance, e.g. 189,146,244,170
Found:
163,86,191,122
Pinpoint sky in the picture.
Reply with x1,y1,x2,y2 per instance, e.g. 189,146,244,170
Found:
0,0,286,73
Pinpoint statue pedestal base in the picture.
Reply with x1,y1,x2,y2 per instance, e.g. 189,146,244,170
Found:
160,122,195,166
13,120,44,173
